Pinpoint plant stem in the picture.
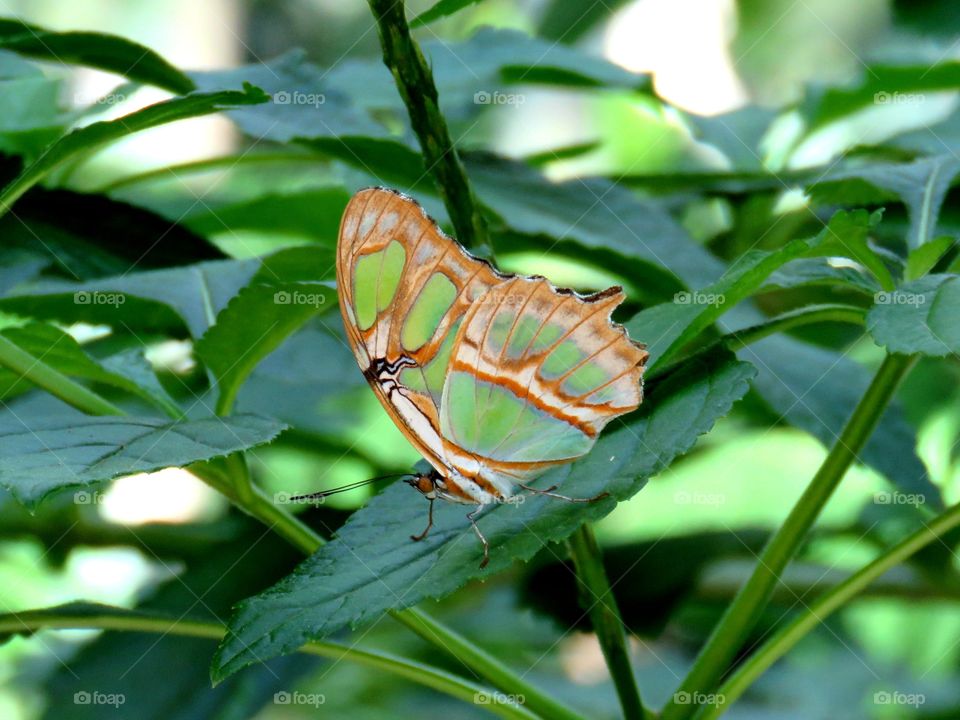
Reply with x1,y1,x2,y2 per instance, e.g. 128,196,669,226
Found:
367,0,491,256
724,304,867,351
695,502,960,719
568,524,649,720
0,335,125,415
197,462,588,720
661,352,917,720
0,608,537,720
395,607,589,720
1,342,580,719
647,304,867,383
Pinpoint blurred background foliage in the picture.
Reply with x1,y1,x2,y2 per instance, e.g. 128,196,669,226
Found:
0,0,959,718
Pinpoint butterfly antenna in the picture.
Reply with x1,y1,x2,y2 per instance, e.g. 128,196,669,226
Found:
290,473,410,502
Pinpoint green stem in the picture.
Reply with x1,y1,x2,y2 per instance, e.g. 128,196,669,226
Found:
0,335,125,416
367,0,491,256
724,304,867,351
568,525,649,720
661,352,917,720
196,462,587,720
0,608,536,720
647,304,867,383
395,608,589,720
695,502,960,720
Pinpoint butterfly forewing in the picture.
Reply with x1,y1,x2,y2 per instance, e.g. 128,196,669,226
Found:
336,188,508,471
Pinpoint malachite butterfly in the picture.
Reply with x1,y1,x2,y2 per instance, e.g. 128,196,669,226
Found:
336,187,648,565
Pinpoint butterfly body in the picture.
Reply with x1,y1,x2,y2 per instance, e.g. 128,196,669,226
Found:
336,188,647,561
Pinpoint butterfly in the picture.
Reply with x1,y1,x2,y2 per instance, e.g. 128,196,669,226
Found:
334,187,647,566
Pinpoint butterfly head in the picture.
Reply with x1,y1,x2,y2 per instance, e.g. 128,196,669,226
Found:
405,471,441,499
404,470,468,503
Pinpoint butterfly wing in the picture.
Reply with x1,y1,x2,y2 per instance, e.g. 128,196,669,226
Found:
439,275,648,495
337,187,508,475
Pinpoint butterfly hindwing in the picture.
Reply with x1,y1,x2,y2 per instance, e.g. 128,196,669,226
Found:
439,276,648,487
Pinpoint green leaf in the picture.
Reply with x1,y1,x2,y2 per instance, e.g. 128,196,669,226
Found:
0,323,180,416
797,61,960,138
0,414,286,508
40,524,314,720
195,281,336,415
810,156,960,249
0,19,194,94
183,186,350,244
410,0,482,27
192,50,401,145
868,274,960,356
1,257,260,337
0,51,71,156
212,348,755,681
744,335,941,503
762,257,880,295
0,85,268,217
1,187,224,280
805,208,895,290
465,153,718,292
906,235,956,280
629,209,888,372
327,27,646,116
537,0,634,43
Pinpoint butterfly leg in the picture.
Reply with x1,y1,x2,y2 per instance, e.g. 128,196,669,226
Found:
466,506,490,569
410,498,435,542
516,482,609,503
